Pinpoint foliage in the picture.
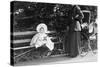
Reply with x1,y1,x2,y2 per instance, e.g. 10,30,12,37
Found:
11,1,97,32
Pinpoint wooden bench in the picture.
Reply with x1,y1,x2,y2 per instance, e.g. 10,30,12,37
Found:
11,30,65,59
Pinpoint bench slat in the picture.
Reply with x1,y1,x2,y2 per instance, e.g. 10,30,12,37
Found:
12,41,62,50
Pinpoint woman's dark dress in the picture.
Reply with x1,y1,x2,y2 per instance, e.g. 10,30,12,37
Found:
64,5,84,57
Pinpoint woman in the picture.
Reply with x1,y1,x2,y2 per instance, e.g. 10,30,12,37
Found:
64,5,84,57
30,23,54,58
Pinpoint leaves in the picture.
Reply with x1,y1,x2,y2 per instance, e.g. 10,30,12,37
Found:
12,1,97,32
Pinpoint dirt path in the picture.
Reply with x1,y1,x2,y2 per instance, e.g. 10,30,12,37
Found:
15,51,97,66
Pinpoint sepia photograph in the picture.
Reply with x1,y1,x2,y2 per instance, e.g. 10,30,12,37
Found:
10,1,98,66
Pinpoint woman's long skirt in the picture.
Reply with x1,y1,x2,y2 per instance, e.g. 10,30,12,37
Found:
65,31,81,57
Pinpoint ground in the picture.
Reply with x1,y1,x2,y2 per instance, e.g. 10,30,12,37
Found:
15,51,97,66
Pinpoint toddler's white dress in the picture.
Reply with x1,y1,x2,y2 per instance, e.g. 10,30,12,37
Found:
30,33,54,51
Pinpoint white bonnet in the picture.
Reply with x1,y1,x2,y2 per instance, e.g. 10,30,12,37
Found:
36,23,48,33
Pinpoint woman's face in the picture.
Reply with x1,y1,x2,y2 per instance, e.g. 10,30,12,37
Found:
39,27,45,33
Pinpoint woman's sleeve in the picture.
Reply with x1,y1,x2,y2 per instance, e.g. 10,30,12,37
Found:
30,34,38,46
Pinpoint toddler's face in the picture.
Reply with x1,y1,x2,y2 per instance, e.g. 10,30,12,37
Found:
39,27,45,33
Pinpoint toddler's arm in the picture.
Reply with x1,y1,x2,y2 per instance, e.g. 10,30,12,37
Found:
30,34,38,47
